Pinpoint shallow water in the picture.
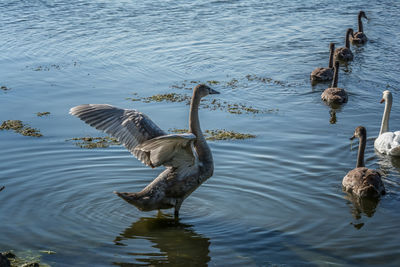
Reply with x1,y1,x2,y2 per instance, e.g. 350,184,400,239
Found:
1,0,400,266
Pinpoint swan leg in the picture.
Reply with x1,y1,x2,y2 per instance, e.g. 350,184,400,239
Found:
174,199,183,218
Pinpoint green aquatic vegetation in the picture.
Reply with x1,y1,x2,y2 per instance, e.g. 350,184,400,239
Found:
144,93,191,103
67,136,120,149
127,93,191,104
169,128,188,134
169,128,256,141
207,80,220,85
0,120,23,131
226,78,239,88
245,74,291,86
36,112,51,117
0,120,42,137
1,85,11,91
2,250,50,267
205,129,256,141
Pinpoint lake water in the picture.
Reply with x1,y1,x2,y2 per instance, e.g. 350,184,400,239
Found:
1,0,400,266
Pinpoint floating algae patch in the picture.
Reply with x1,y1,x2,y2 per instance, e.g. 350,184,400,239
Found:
169,128,188,134
144,93,191,103
169,128,256,141
0,120,42,137
127,93,191,104
170,80,221,90
201,99,277,115
36,112,51,117
127,92,276,115
1,85,11,91
205,129,256,141
67,136,120,149
1,250,51,267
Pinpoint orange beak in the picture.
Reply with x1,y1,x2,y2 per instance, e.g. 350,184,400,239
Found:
380,98,385,104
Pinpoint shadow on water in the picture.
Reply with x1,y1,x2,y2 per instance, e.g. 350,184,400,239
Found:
113,213,210,266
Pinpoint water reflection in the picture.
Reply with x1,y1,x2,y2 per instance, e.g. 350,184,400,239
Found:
344,193,380,229
376,152,400,173
329,109,337,124
113,213,210,266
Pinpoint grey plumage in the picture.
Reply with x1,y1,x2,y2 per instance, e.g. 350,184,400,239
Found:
321,61,348,105
351,11,368,45
334,28,354,62
310,43,335,82
342,126,385,198
70,84,219,217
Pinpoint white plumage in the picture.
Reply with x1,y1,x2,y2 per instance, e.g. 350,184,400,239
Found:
374,90,400,156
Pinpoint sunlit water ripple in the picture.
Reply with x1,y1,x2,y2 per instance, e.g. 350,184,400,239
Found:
1,0,400,266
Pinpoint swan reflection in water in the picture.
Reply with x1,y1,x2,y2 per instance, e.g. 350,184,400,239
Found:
113,213,210,266
344,193,380,229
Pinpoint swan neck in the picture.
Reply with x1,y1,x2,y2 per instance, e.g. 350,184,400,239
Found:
358,15,364,32
189,92,213,167
345,31,351,49
356,135,366,168
331,65,339,88
328,47,334,68
380,97,392,135
189,93,202,136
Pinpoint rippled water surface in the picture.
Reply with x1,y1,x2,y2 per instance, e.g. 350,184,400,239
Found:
1,0,400,266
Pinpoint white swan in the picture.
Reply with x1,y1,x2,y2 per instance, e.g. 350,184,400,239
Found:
70,84,219,217
374,90,400,156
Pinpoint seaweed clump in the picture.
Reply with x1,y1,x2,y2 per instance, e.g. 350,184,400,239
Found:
205,129,256,141
169,128,256,141
67,136,120,149
127,93,191,104
0,120,42,137
1,250,50,267
36,112,51,117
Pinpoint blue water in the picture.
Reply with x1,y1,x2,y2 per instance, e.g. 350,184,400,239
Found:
1,0,400,266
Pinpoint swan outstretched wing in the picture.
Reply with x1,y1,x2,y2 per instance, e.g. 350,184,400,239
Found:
135,133,197,168
70,104,166,166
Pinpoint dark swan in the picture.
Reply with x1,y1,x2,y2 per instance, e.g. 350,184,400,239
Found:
321,61,348,105
350,11,368,45
342,126,385,198
70,84,219,217
334,28,354,62
310,43,335,82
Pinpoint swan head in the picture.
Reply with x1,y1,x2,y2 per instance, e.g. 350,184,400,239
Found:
350,126,366,141
380,90,392,104
194,84,220,98
347,28,354,38
359,11,368,20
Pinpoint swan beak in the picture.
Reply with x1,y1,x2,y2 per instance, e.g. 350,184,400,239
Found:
209,88,220,94
350,134,356,140
380,98,385,104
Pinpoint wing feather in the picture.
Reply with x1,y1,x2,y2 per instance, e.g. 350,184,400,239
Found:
70,104,166,166
135,133,197,168
70,104,198,169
